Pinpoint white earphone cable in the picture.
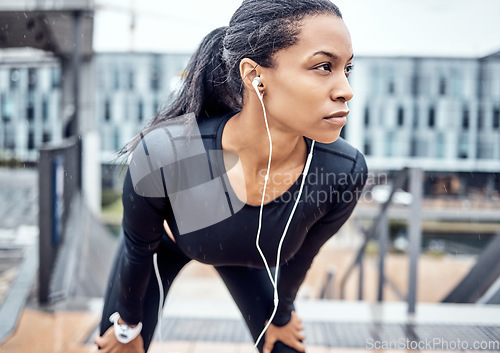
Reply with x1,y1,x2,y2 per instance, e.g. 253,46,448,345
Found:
153,253,168,353
153,78,315,353
254,81,277,289
250,78,315,353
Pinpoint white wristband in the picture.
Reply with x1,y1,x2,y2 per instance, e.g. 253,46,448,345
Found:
109,312,143,344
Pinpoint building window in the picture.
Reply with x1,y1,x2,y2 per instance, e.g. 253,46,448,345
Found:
397,106,404,126
128,70,135,90
364,139,371,155
114,69,120,90
138,100,144,122
439,77,446,95
27,97,35,122
104,99,111,122
493,107,500,129
97,69,105,89
51,67,60,89
28,68,37,91
428,106,435,128
42,97,48,122
364,106,370,126
114,130,120,150
153,98,159,114
436,133,445,158
477,107,484,130
388,80,395,94
462,108,469,129
28,131,35,150
151,55,161,91
410,136,418,157
385,132,394,157
458,139,468,159
1,94,12,122
151,70,160,91
42,132,51,143
9,69,20,90
452,70,462,97
4,125,15,149
411,75,418,96
412,105,419,128
478,142,493,159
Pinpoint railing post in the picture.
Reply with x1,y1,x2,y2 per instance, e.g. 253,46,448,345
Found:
320,266,336,299
377,209,389,302
38,148,55,304
407,168,423,314
358,257,364,300
38,138,80,304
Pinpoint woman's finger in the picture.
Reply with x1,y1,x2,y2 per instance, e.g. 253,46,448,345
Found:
291,339,306,353
94,334,103,347
295,323,304,331
263,339,275,353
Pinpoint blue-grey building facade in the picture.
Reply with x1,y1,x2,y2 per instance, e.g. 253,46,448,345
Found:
95,52,191,161
0,52,62,162
0,50,499,195
346,51,500,172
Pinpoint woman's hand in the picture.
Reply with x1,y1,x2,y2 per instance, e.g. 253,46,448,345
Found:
263,311,306,353
93,324,145,353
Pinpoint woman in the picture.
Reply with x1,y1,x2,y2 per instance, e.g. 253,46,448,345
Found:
95,0,367,352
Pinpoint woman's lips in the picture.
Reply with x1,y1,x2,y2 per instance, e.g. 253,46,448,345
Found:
323,111,349,125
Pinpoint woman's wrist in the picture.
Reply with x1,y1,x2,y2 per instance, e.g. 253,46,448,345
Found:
110,312,143,343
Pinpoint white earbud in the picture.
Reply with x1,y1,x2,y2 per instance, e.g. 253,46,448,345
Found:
252,76,261,94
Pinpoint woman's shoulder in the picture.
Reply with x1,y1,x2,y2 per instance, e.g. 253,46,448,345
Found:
313,137,361,161
197,111,236,137
313,137,367,175
127,114,203,198
310,138,368,194
127,112,235,198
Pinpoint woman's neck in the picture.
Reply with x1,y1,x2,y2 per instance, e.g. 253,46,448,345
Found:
221,104,307,178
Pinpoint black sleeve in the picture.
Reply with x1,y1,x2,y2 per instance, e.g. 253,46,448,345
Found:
117,169,170,325
272,151,368,326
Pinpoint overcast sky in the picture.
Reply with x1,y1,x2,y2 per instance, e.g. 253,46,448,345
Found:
93,0,500,57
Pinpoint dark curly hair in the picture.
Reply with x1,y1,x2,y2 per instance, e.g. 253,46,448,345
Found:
128,0,342,152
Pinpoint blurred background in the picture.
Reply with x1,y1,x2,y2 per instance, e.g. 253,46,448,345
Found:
0,0,499,352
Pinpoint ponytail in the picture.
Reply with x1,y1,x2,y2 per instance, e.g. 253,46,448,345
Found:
150,27,241,124
121,27,241,155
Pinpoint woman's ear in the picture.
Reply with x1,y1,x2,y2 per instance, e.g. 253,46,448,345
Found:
239,58,264,94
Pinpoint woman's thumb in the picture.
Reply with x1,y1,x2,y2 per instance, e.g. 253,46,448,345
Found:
263,341,274,353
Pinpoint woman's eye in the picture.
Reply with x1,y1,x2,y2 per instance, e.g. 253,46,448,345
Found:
316,63,332,72
344,64,354,75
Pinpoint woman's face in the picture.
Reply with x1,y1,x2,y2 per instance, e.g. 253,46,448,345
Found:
261,14,354,144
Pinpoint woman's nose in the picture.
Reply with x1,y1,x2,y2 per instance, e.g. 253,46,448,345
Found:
331,74,354,102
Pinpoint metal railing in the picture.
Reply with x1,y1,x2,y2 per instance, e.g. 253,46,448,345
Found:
38,137,81,304
339,168,423,314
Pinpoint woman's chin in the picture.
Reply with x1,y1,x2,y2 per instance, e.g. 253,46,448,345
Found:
310,131,342,144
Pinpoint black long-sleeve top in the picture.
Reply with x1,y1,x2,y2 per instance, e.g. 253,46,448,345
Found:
118,111,367,327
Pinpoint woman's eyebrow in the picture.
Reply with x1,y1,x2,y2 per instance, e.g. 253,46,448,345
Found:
311,51,354,61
